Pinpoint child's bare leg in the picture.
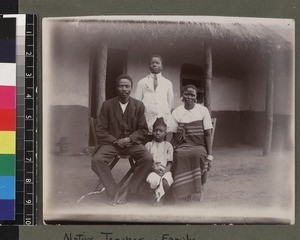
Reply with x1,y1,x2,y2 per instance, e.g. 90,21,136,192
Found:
162,178,170,192
153,179,170,206
160,179,170,204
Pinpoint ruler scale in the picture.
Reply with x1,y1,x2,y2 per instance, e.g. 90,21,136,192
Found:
24,14,36,225
1,14,37,225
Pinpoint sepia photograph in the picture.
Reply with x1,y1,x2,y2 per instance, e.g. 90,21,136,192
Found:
42,15,294,224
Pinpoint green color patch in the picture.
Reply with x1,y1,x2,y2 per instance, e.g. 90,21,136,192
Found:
0,154,15,176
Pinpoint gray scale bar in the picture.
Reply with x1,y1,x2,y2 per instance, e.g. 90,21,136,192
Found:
17,116,25,128
17,65,25,77
16,55,25,65
17,95,25,105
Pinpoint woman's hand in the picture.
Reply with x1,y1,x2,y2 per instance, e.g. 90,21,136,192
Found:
206,155,213,171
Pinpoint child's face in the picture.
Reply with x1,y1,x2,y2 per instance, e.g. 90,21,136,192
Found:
149,57,163,74
153,125,167,142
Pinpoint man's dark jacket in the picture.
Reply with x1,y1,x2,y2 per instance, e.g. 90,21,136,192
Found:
95,96,148,145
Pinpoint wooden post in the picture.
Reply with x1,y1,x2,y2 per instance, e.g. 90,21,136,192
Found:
89,47,96,119
89,45,108,118
263,54,274,155
97,45,108,116
204,43,212,114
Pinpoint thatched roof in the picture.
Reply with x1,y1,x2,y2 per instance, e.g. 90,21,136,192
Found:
46,15,294,53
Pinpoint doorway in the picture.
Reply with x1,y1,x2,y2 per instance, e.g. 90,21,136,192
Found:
180,63,204,103
105,48,127,100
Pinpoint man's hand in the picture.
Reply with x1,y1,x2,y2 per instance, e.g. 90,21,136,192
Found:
115,137,132,148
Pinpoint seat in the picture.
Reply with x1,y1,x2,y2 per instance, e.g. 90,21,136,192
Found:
76,117,137,203
211,117,217,145
91,117,138,186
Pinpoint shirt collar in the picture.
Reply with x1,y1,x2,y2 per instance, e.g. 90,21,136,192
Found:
149,72,162,78
119,101,129,107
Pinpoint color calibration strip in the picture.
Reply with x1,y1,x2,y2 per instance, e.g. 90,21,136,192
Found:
1,14,37,225
0,17,17,221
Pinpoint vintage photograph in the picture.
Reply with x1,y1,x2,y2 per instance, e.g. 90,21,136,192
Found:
42,16,294,224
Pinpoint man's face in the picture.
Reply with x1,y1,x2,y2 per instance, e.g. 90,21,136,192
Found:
117,78,132,99
153,125,167,142
183,88,197,104
149,57,163,74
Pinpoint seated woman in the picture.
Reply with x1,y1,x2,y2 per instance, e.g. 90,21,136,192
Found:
171,85,213,201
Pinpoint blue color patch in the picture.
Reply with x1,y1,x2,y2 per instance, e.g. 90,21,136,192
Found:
0,199,15,220
0,39,16,63
0,176,15,199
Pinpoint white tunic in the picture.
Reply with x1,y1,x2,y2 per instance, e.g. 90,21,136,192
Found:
172,104,213,131
135,73,176,132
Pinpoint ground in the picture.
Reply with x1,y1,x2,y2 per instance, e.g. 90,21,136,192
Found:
43,145,294,224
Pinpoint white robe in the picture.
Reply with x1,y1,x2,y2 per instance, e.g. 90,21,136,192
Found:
135,73,176,132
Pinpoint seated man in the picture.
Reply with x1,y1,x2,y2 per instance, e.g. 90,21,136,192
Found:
91,74,153,205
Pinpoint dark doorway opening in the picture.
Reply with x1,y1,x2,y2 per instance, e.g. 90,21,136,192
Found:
105,48,127,100
180,64,204,103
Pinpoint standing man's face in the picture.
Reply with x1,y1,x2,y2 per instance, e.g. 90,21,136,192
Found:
149,57,163,74
117,78,132,100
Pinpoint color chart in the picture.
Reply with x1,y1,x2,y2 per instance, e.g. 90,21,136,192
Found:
0,17,17,221
0,14,37,225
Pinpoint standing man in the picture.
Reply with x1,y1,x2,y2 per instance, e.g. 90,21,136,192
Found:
91,74,153,205
135,55,176,133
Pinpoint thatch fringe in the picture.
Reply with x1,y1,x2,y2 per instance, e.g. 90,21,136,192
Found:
52,16,293,52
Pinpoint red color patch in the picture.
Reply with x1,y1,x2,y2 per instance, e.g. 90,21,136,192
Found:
0,108,16,131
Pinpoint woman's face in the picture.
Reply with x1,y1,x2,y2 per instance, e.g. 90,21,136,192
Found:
183,88,197,104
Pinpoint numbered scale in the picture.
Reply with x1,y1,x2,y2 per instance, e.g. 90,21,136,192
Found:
23,14,36,225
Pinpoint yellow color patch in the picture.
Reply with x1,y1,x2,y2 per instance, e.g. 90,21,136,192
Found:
0,131,16,154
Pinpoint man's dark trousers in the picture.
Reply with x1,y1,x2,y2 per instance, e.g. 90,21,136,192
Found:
91,144,153,199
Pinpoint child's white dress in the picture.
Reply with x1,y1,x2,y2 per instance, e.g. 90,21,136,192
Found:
145,141,174,202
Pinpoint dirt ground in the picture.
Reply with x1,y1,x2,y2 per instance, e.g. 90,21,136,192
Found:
43,145,294,224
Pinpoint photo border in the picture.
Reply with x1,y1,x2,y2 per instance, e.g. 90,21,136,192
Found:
18,1,299,239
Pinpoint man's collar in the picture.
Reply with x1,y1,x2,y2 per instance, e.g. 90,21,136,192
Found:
149,72,162,78
117,96,130,104
119,100,129,106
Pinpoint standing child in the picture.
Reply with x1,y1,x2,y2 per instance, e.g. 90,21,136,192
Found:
145,117,174,205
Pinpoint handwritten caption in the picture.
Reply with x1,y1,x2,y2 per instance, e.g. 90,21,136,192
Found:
64,232,196,240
